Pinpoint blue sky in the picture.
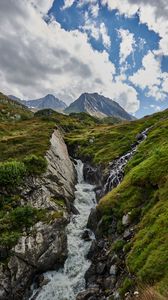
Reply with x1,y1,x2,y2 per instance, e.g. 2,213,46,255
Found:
0,0,167,118
48,0,168,117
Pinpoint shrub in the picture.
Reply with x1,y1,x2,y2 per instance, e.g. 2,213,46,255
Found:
119,277,134,297
0,161,26,187
0,231,21,248
111,239,126,253
23,154,47,175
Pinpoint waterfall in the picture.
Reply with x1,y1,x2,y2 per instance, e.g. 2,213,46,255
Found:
30,160,96,300
104,128,149,194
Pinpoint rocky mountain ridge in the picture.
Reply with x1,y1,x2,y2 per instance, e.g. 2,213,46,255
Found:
65,92,134,120
9,94,67,112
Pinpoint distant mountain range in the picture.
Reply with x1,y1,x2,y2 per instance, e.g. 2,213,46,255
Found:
9,94,67,112
65,92,134,120
9,92,134,120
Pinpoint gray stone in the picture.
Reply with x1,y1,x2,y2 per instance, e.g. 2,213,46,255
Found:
109,264,117,276
123,229,132,240
76,287,99,300
122,213,131,226
96,262,106,275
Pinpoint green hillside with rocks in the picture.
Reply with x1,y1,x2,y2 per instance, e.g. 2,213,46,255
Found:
0,92,168,299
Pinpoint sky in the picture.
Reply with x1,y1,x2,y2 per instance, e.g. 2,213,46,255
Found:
0,1,168,117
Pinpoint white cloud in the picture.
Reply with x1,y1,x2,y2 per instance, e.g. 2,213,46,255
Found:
150,104,161,112
62,0,75,10
110,80,140,113
100,23,111,49
101,0,168,56
90,3,99,17
0,0,115,102
130,51,161,89
129,51,168,100
83,13,111,49
0,0,140,113
118,29,136,65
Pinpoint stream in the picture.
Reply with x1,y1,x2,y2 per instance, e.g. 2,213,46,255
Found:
30,160,96,300
30,128,149,300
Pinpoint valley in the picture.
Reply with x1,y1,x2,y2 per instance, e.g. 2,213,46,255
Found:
0,93,168,300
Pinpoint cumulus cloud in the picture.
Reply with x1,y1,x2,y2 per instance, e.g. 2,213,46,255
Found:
110,80,140,113
101,0,168,55
62,0,75,10
129,51,168,100
0,0,115,101
0,0,140,113
83,14,111,49
118,29,136,65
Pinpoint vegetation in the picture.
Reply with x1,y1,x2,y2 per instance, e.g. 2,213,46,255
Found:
95,112,168,295
1,92,168,296
65,109,168,164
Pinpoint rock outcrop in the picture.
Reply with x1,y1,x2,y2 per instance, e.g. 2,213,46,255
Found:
0,129,76,300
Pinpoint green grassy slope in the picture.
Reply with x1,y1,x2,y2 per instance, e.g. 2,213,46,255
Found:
65,109,168,296
1,91,168,295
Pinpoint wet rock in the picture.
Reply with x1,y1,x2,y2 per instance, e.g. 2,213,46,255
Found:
103,276,116,290
76,287,99,300
136,133,144,141
35,274,50,288
82,229,92,241
87,240,97,259
96,262,106,275
87,208,99,232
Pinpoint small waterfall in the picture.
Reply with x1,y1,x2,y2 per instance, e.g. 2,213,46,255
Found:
30,160,96,300
104,128,148,194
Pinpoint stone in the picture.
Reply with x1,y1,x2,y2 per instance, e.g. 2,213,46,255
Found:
87,208,99,232
122,213,131,227
110,254,118,265
109,264,117,276
96,262,106,275
103,276,116,290
82,229,92,241
123,229,132,240
76,287,99,300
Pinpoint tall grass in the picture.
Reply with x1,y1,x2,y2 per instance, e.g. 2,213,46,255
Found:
134,287,168,300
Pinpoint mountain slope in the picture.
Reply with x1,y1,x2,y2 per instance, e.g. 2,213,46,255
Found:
10,94,67,112
65,108,168,297
0,92,32,121
65,92,134,120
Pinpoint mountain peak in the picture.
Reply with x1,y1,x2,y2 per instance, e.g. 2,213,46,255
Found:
10,94,67,111
65,92,134,120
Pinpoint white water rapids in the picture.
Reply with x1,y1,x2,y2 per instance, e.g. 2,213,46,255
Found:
30,160,96,300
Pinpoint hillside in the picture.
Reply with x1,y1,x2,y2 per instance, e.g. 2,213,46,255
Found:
65,108,168,298
64,92,134,120
0,91,168,299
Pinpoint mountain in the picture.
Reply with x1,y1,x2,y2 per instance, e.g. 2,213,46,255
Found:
64,92,134,120
9,94,67,112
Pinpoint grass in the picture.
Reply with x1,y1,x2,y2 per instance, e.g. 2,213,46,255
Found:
65,109,168,165
1,91,168,295
95,112,168,296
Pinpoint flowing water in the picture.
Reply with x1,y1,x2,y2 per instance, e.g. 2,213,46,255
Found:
104,128,148,194
30,160,96,300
